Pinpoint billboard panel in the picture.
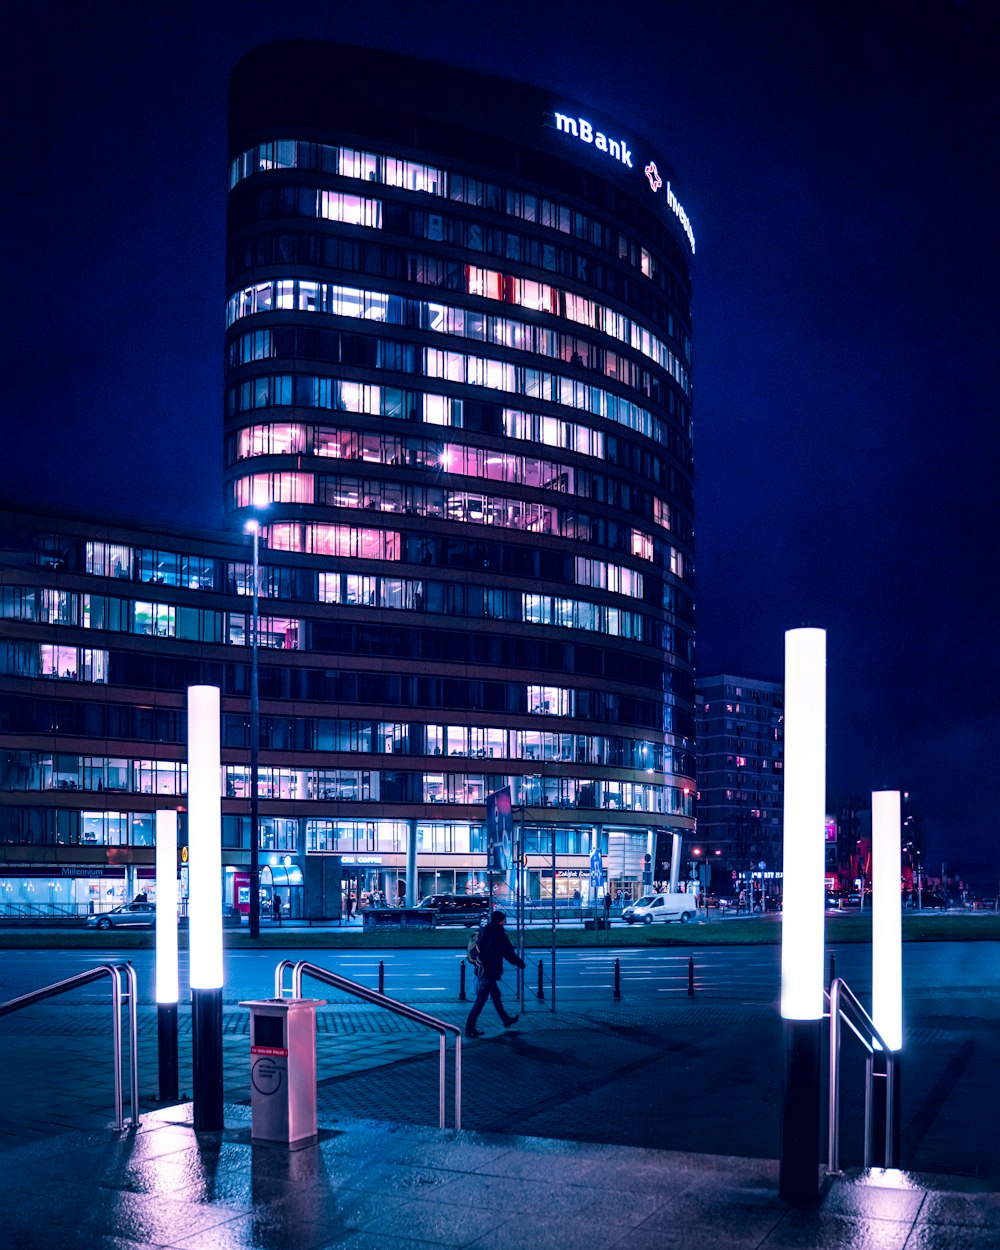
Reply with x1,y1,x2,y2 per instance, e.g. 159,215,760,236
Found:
486,787,513,872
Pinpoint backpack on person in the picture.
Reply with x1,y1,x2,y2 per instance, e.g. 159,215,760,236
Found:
466,926,486,976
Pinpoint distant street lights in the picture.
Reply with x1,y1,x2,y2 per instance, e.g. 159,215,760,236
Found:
244,512,266,938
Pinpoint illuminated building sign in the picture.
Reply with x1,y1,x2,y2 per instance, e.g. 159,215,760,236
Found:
553,112,633,167
548,109,696,255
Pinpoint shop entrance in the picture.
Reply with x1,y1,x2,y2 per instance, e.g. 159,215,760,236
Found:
260,863,304,921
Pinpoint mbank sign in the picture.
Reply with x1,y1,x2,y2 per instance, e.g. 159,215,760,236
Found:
552,112,633,167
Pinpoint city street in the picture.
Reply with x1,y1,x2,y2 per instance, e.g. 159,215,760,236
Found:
3,939,997,1011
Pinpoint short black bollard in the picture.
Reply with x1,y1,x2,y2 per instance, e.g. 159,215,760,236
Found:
688,955,695,997
536,960,544,1000
459,960,467,1001
378,960,385,995
613,957,622,1001
829,952,836,989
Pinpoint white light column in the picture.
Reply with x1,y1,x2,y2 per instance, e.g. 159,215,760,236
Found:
872,788,902,1164
188,684,224,1131
779,627,826,1205
155,809,179,1102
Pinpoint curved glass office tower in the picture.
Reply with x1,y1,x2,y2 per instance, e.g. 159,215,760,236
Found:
224,42,696,904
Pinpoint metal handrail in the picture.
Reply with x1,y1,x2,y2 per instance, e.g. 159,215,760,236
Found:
274,959,295,999
285,960,462,1130
0,963,139,1130
827,976,897,1174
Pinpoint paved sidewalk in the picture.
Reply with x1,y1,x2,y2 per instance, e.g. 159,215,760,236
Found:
2,1101,998,1249
3,990,999,1178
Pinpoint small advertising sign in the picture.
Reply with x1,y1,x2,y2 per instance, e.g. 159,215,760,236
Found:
486,787,513,872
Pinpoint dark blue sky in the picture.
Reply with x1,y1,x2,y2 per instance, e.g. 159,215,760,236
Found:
5,1,998,878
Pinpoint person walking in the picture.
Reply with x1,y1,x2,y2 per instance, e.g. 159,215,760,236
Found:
465,909,525,1038
603,890,612,923
272,892,282,925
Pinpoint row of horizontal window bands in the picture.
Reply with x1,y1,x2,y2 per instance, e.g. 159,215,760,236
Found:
226,133,695,291
1,622,690,698
226,495,686,581
225,401,695,517
224,356,693,481
226,143,695,293
223,275,688,408
225,312,687,448
225,418,694,543
225,191,692,331
4,532,696,625
0,555,690,627
0,652,683,730
225,146,690,300
225,222,688,344
13,597,685,675
0,697,694,773
224,130,693,274
0,810,657,855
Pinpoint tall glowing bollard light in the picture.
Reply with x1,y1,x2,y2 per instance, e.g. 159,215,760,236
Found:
156,809,179,1103
779,628,826,1204
188,685,224,1131
872,789,902,1165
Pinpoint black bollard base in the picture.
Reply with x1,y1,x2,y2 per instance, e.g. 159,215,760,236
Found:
157,1002,179,1104
191,987,224,1131
459,961,467,1001
779,1018,821,1205
870,1050,902,1168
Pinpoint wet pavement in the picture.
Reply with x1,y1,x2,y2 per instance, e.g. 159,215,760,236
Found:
2,1101,999,1249
2,952,999,1247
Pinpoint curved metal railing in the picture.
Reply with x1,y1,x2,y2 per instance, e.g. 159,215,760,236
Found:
276,959,461,1130
827,976,898,1174
0,962,139,1130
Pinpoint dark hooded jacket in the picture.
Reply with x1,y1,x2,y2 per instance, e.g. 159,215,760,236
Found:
476,916,526,980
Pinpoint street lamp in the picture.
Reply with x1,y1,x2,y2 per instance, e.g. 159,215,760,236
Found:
244,512,266,938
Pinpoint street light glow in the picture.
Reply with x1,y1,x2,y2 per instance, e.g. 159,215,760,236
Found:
872,789,903,1051
187,685,223,989
155,809,178,1005
780,628,826,1021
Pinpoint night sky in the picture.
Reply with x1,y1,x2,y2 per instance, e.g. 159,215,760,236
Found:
5,2,998,879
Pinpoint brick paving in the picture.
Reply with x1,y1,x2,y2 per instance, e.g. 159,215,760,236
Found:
2,992,998,1184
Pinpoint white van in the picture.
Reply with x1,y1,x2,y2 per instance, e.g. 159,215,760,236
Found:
621,892,697,925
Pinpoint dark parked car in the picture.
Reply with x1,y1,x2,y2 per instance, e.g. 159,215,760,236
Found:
415,893,490,926
917,892,946,909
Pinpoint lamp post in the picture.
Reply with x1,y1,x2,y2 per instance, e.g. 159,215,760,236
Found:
188,684,224,1131
244,515,263,939
779,627,826,1205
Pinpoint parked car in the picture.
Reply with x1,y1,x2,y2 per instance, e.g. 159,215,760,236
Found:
917,892,946,910
414,893,490,927
87,901,156,929
621,892,696,924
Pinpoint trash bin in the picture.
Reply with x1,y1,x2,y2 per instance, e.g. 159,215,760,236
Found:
239,998,326,1149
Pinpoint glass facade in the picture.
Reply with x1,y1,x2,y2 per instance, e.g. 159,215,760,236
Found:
0,42,695,918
